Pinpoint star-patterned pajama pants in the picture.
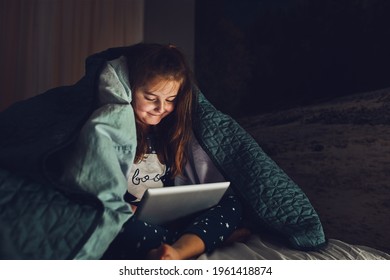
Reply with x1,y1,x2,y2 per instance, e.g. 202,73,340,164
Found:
102,194,243,259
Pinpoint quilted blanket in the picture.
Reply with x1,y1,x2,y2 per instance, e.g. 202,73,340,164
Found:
192,92,325,250
0,45,326,259
0,168,101,259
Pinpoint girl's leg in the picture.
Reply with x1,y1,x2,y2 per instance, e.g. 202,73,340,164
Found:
149,194,244,260
102,216,176,260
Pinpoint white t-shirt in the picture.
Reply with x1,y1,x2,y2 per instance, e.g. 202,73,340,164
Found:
126,132,168,201
127,154,167,201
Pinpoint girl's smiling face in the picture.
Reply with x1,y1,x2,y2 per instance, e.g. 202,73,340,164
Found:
132,76,180,126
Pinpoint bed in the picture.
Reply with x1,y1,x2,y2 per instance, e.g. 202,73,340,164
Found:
198,235,390,260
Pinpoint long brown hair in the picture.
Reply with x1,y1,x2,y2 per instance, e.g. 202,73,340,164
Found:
125,43,195,177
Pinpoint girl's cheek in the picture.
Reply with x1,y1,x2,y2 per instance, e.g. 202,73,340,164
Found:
136,102,153,112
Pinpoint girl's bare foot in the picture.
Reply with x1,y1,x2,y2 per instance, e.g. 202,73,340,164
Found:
147,244,181,260
147,234,206,260
224,227,252,244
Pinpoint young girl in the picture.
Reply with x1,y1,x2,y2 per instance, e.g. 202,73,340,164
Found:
102,43,246,260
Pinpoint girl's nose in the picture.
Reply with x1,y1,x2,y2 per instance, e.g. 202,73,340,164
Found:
155,100,165,113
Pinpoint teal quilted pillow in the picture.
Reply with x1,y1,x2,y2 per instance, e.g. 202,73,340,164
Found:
192,91,326,250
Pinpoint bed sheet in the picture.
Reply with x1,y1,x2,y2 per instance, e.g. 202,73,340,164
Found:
198,234,390,260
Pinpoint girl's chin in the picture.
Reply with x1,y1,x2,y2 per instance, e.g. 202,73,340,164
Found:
136,112,169,126
146,121,161,126
141,117,163,126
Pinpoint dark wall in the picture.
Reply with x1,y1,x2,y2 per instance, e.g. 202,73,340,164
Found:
195,0,390,117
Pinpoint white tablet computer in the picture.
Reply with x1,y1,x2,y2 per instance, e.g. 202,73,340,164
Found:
134,181,230,225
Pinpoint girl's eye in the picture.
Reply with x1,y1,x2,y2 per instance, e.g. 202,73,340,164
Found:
166,99,176,103
145,96,156,102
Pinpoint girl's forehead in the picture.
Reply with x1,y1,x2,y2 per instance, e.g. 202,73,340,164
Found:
142,77,181,96
145,76,181,89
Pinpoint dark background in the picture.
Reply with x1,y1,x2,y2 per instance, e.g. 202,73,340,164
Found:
195,0,390,117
